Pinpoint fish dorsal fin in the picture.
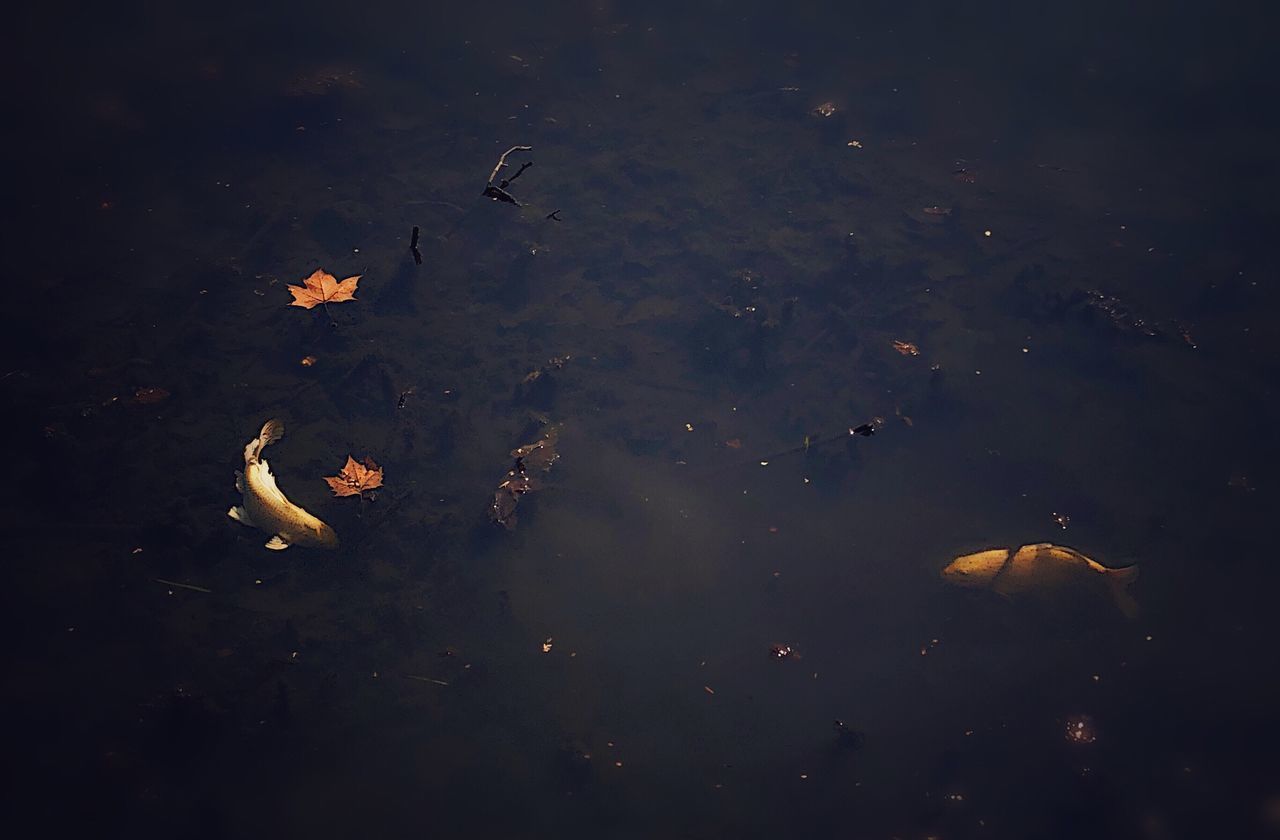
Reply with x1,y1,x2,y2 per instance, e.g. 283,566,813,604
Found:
265,535,290,550
253,459,293,508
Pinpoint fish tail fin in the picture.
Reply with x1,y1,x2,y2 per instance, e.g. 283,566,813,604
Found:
244,419,285,464
260,418,285,448
1108,564,1140,619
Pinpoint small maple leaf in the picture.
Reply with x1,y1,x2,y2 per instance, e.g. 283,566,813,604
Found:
287,269,360,309
325,455,384,497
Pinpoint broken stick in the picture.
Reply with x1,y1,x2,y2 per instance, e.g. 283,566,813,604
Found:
484,145,533,206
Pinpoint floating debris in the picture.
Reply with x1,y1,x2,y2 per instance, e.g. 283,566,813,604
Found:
1228,472,1255,492
892,340,921,357
132,386,170,405
847,139,863,148
812,101,837,117
285,67,362,97
541,637,553,654
921,206,951,217
849,423,876,437
1052,511,1070,529
1064,715,1098,744
1176,322,1198,348
769,644,796,660
299,355,317,367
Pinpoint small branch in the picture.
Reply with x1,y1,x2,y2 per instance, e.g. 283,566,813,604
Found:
487,145,532,185
410,225,422,265
484,145,533,207
501,161,532,188
545,209,562,222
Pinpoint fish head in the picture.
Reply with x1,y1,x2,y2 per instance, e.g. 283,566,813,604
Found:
941,548,1011,588
314,521,340,549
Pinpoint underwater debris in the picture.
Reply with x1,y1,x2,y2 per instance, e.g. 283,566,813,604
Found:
921,206,951,217
515,355,571,406
491,427,560,530
1227,472,1255,492
1082,289,1158,336
132,386,170,405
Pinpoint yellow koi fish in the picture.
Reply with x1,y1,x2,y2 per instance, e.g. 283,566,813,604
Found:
228,419,338,550
942,543,1138,618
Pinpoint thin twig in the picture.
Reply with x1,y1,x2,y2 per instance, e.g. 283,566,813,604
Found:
410,225,422,265
404,674,450,686
483,145,533,206
487,145,532,185
154,578,212,593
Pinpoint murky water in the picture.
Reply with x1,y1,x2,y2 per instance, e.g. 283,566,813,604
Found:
6,3,1279,837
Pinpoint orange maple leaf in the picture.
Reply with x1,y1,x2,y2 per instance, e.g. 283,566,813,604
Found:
324,455,384,497
287,269,360,309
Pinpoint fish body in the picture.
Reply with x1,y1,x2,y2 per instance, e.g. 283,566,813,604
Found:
942,543,1138,617
228,419,338,550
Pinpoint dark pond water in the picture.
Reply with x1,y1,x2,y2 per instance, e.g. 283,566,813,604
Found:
6,2,1280,837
